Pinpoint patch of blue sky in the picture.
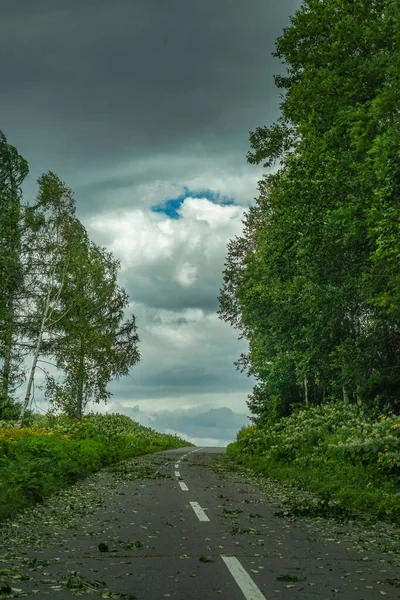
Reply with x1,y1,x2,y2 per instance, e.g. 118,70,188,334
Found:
151,186,235,219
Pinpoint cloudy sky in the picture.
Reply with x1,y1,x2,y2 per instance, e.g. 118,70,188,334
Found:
1,0,302,445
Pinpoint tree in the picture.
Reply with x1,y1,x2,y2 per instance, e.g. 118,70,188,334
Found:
0,131,29,417
18,172,78,426
0,133,140,425
46,237,140,421
219,0,400,421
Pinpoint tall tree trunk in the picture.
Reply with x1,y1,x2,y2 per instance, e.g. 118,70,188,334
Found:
18,325,45,427
304,376,309,406
75,337,84,421
18,283,53,427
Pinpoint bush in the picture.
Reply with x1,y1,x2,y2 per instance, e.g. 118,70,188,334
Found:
229,402,400,525
0,412,193,521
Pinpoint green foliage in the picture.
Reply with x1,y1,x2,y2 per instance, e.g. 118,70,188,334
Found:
0,399,23,422
0,412,192,521
0,131,29,415
238,402,364,458
219,0,400,421
17,172,83,426
0,132,141,425
331,412,400,474
228,403,400,524
44,232,140,421
28,412,191,450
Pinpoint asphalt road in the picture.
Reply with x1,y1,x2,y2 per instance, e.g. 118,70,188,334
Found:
1,446,399,599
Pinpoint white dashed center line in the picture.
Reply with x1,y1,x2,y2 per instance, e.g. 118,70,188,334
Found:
221,556,265,600
175,449,202,492
189,501,210,522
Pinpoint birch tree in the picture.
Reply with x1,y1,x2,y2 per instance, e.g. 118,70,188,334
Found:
18,172,78,426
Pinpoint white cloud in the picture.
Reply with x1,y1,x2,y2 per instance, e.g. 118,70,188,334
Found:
88,196,246,271
116,391,251,416
174,261,197,287
84,192,255,445
178,197,245,228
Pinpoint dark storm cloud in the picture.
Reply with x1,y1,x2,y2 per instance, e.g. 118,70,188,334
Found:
1,0,302,198
133,365,241,393
109,360,252,400
124,273,220,312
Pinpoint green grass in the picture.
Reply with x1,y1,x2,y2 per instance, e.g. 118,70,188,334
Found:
0,412,193,522
227,402,400,525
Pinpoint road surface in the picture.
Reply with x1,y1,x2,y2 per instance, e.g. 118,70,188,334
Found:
0,447,399,599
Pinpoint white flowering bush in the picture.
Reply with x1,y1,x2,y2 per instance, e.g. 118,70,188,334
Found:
330,412,400,473
237,402,364,462
228,402,400,524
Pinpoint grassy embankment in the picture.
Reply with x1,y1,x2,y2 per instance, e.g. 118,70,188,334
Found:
0,412,193,522
227,402,400,525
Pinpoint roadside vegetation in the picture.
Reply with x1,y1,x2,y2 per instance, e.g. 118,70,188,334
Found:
219,1,400,526
0,125,177,524
0,412,192,522
227,403,400,525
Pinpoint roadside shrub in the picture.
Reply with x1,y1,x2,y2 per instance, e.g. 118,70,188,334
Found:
229,402,400,524
330,412,400,474
237,402,364,460
0,412,192,522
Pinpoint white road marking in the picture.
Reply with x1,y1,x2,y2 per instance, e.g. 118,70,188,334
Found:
190,501,210,522
175,471,180,478
221,556,265,600
178,482,189,491
175,463,179,468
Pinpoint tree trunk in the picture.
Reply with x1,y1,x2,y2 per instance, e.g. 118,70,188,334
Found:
304,376,309,406
18,327,44,427
18,282,53,427
356,384,362,406
76,378,83,422
75,337,85,421
343,386,349,403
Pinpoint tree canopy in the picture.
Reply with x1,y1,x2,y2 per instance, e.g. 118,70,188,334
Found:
219,0,400,421
0,132,140,424
0,132,29,417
